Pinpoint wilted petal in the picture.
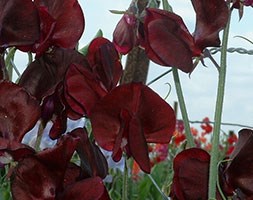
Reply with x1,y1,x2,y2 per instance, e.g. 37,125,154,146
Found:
90,83,175,173
170,148,210,200
143,8,201,73
87,37,122,91
223,129,253,197
192,0,229,50
0,0,40,48
0,81,41,142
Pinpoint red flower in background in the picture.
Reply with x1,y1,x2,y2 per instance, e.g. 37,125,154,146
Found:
90,83,176,173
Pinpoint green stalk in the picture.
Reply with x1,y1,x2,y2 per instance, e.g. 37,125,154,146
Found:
122,158,128,200
208,11,231,200
34,122,45,151
161,0,195,148
172,68,195,148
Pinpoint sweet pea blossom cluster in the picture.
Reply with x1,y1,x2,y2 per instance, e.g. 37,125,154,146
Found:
0,0,252,199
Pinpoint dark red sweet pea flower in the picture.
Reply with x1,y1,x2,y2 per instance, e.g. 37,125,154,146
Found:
64,63,107,118
170,148,222,200
0,0,40,48
11,131,109,200
86,37,123,91
90,83,176,173
191,0,229,50
20,0,84,57
222,129,253,199
113,13,139,54
19,47,87,101
170,148,210,200
0,81,41,142
69,128,108,179
143,8,202,73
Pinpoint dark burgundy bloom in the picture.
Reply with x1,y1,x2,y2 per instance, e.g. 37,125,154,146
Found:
170,148,222,200
64,63,107,118
86,37,123,91
90,83,176,173
0,81,41,142
170,148,210,200
20,0,84,56
244,0,253,6
222,129,253,199
70,128,108,179
0,0,40,48
19,47,87,101
113,13,139,54
11,130,109,200
143,8,202,73
191,0,229,50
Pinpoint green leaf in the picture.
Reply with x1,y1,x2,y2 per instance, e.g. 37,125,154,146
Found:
79,29,103,55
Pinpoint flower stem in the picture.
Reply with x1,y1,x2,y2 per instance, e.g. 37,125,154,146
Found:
208,11,231,200
34,122,45,151
147,174,169,200
122,158,128,200
172,68,195,148
162,0,195,148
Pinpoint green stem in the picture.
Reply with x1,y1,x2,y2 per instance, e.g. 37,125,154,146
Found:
147,174,168,200
122,158,128,200
172,68,195,148
34,122,45,151
208,11,231,200
162,0,195,148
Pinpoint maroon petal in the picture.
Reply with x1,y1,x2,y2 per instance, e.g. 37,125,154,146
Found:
11,156,57,200
0,138,35,162
34,0,84,51
171,148,210,200
90,83,175,172
64,63,107,117
224,129,253,197
87,37,123,91
37,134,79,182
128,116,150,173
70,128,108,179
60,177,105,200
113,13,138,54
18,48,87,100
192,0,229,50
143,8,201,73
0,81,41,142
0,0,40,47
